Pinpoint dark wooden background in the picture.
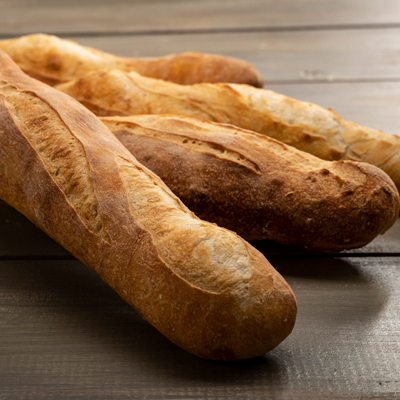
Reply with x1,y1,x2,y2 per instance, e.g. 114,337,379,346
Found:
0,1,399,399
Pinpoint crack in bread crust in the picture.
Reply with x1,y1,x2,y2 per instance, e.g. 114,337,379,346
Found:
116,155,252,298
104,118,261,175
1,84,107,239
0,50,298,361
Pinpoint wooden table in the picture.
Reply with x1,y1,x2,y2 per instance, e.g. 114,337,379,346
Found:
0,1,399,399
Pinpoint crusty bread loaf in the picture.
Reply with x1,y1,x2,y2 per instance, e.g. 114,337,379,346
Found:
101,114,399,252
0,34,263,87
56,69,400,192
0,50,297,360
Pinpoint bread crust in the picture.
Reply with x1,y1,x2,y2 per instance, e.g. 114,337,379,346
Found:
0,50,296,360
0,34,263,87
57,69,400,192
101,114,399,252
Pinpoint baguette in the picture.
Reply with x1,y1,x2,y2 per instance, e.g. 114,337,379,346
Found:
0,34,263,87
101,114,399,252
0,50,296,360
56,69,400,192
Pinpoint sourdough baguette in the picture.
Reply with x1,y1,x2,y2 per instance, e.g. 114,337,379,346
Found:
56,69,400,192
101,114,399,252
0,34,263,87
0,50,296,360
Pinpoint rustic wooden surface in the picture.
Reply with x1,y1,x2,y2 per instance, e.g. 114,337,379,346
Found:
0,1,399,399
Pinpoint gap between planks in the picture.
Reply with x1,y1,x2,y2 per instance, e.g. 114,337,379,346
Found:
2,22,400,40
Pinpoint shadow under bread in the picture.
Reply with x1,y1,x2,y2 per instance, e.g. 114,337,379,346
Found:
0,202,392,392
270,256,389,337
0,258,290,388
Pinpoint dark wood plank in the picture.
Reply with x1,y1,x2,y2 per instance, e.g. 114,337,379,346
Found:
64,28,400,85
0,1,399,399
0,257,398,399
0,203,70,259
1,201,399,259
253,218,400,257
267,81,400,137
1,0,400,36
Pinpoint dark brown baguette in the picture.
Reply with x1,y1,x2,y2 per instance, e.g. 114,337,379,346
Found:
56,69,400,192
101,114,399,252
0,50,297,361
0,34,263,87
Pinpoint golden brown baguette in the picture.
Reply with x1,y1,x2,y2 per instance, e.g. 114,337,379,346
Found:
0,33,263,87
101,114,399,252
0,50,296,360
56,69,400,192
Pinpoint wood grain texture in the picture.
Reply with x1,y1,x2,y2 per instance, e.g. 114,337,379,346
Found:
0,203,399,259
1,0,399,397
59,28,400,85
266,81,400,137
0,257,398,399
0,202,72,259
1,0,400,36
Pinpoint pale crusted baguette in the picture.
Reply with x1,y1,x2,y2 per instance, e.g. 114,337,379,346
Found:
56,69,400,192
0,33,263,87
0,50,296,361
101,114,399,252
